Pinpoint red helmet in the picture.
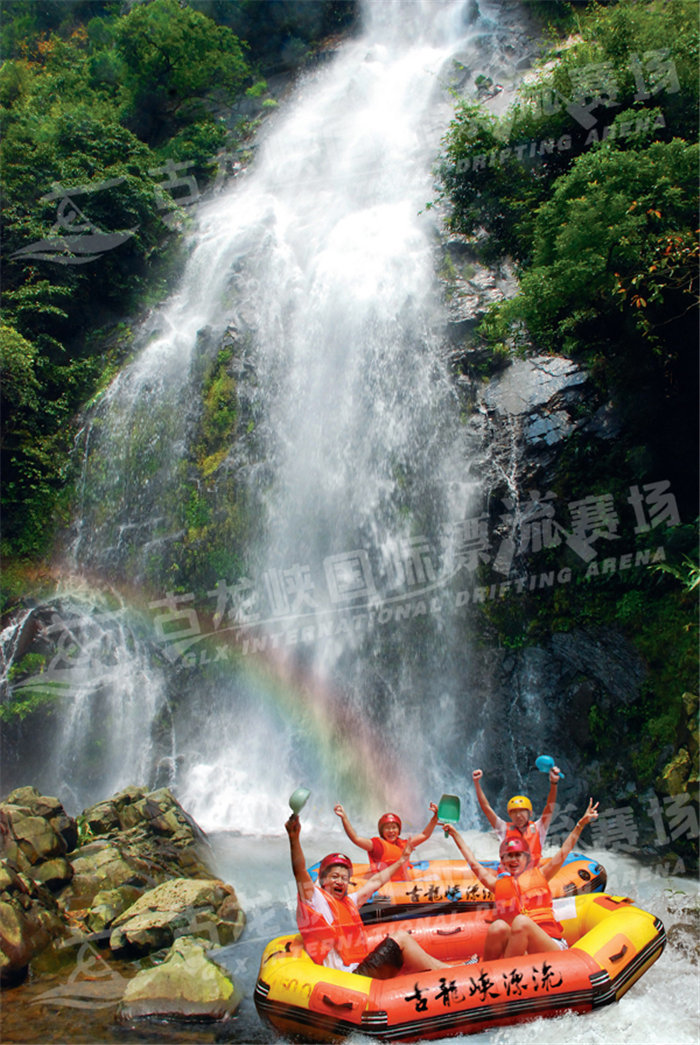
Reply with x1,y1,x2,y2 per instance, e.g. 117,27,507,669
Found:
318,853,353,878
499,837,530,859
378,813,402,836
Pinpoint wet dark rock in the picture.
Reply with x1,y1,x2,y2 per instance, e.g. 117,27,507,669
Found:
466,354,618,494
0,861,65,984
665,894,700,965
451,628,647,811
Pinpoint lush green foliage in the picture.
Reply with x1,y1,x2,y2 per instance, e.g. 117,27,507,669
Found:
115,0,250,144
439,0,698,258
1,1,351,564
439,0,698,502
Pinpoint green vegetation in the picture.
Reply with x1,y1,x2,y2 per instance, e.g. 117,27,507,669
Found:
439,0,698,851
438,0,697,524
0,676,64,723
1,0,355,570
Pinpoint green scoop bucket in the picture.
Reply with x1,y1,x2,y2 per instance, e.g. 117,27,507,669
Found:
437,793,461,836
289,786,311,818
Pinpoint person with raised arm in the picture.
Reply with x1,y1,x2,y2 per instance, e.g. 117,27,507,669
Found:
286,813,450,978
333,802,439,881
445,798,599,959
472,765,560,865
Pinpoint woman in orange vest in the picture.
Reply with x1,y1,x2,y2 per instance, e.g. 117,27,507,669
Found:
286,813,450,977
445,797,599,959
333,802,439,880
472,765,561,865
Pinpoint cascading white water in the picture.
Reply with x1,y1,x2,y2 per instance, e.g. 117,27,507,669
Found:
172,0,497,825
35,0,524,826
0,589,170,807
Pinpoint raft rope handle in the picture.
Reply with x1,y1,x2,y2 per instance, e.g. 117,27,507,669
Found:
322,995,355,1011
435,926,463,936
609,944,629,962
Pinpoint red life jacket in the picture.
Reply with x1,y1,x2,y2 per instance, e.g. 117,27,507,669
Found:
504,821,543,864
297,888,368,966
369,836,412,881
493,867,564,939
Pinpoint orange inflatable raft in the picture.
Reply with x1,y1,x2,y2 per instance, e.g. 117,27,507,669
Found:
308,852,607,922
254,892,664,1041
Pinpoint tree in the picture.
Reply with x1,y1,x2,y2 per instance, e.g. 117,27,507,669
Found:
116,0,250,143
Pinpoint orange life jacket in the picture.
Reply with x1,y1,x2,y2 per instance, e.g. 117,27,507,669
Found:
297,889,368,966
369,836,412,881
492,866,564,939
504,821,543,864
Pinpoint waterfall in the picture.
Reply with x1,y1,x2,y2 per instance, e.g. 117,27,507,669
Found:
3,0,528,827
0,588,170,808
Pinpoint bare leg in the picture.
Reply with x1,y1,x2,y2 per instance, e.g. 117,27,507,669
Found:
503,915,562,957
390,929,450,972
484,920,511,961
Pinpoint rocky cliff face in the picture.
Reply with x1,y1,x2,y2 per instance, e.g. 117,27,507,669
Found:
437,232,697,875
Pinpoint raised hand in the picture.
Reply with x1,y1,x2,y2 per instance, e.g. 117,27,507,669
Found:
285,814,301,837
581,799,599,825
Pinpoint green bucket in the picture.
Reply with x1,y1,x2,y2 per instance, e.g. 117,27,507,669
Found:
289,787,311,815
437,793,461,834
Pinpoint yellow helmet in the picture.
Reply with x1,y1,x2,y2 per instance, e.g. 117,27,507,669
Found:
507,794,533,813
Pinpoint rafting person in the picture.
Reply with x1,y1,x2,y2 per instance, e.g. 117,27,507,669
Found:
445,797,599,959
333,802,439,881
472,765,560,865
285,813,451,977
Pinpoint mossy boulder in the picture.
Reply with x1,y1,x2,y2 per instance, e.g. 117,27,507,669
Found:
2,787,77,852
58,786,215,928
0,789,75,891
656,693,699,800
0,785,247,995
84,885,144,934
109,878,245,957
0,860,66,984
117,936,240,1022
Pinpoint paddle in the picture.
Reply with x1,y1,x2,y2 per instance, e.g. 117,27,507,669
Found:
535,755,565,779
437,793,461,836
289,786,311,819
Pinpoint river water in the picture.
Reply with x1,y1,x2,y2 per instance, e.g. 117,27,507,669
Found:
2,829,697,1044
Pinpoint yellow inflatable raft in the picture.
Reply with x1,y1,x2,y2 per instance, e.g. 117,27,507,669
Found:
308,852,607,922
254,892,664,1041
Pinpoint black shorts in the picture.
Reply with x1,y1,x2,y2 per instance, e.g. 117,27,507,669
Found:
355,936,403,979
